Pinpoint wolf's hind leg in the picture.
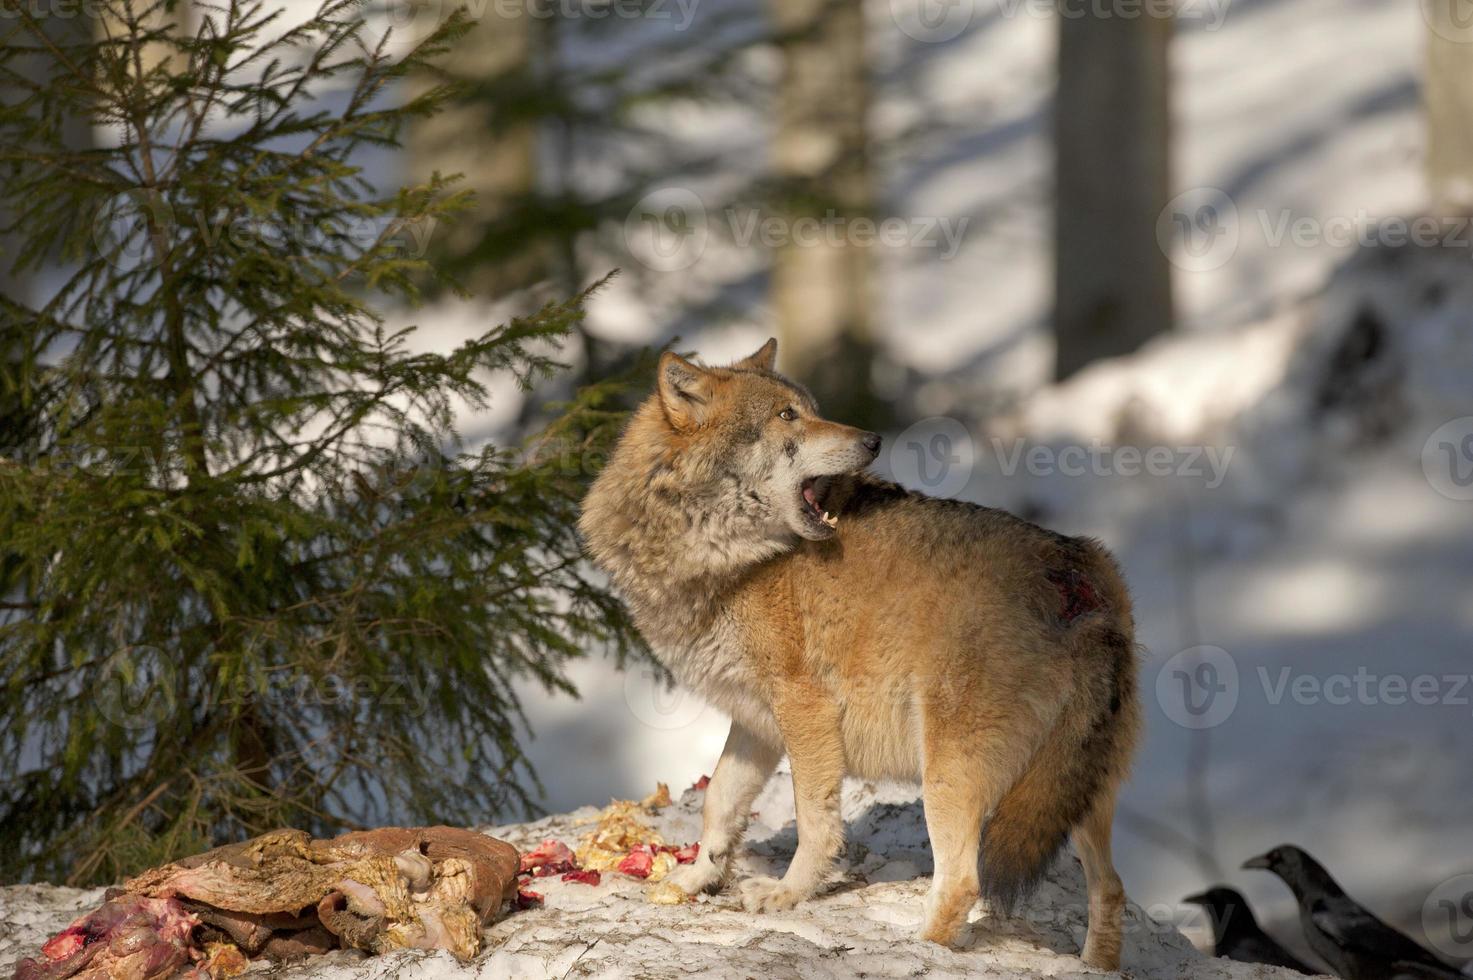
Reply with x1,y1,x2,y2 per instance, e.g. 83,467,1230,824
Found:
918,766,987,946
919,709,1052,947
668,721,781,896
1071,785,1125,970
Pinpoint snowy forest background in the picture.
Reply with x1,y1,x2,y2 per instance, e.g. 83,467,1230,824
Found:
3,0,1472,966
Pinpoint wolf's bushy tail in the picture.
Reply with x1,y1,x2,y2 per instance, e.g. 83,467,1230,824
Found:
979,619,1139,914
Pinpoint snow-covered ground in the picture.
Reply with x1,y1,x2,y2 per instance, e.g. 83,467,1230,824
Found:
0,781,1318,978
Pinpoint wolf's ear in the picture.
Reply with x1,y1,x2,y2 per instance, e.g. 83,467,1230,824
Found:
733,337,778,372
657,351,715,429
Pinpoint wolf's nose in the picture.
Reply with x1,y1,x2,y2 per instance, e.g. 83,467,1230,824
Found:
861,432,882,456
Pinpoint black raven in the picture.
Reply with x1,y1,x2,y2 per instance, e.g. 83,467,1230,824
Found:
1184,885,1318,973
1243,845,1463,980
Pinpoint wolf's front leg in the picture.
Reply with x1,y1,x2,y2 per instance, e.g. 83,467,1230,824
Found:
668,721,781,896
739,693,845,913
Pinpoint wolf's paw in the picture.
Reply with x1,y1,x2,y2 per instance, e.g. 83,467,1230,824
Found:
666,860,723,896
917,920,971,949
739,875,804,913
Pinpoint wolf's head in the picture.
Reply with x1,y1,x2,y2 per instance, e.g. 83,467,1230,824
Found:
581,339,881,586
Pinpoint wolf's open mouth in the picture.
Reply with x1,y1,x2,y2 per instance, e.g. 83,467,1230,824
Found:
800,477,838,529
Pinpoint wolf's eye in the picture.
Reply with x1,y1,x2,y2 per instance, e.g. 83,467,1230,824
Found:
778,407,798,422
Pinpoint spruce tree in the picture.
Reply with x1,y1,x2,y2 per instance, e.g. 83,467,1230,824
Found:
0,0,645,884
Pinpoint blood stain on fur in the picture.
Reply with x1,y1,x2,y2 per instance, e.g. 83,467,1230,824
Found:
1047,567,1103,623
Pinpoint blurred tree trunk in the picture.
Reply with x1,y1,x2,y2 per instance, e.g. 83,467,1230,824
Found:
409,5,547,297
769,0,883,426
1424,1,1473,210
1053,6,1174,381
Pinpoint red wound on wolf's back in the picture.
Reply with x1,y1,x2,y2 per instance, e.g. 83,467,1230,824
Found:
1046,567,1103,623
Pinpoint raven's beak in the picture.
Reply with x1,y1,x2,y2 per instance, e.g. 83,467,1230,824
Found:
1242,854,1271,870
1181,891,1209,906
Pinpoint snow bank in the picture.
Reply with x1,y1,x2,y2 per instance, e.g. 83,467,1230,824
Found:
0,779,1316,979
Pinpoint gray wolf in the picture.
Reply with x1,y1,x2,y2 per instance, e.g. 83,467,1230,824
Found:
579,339,1141,969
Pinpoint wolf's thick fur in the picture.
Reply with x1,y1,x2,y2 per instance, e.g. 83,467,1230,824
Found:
579,340,1141,969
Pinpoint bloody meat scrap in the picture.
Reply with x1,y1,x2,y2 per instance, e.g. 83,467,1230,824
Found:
16,827,519,979
15,895,199,980
519,839,577,877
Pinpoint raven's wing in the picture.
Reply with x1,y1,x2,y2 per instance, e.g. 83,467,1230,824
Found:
1387,962,1464,980
1309,899,1450,967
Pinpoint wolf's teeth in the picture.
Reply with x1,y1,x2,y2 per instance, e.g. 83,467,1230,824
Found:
821,511,838,527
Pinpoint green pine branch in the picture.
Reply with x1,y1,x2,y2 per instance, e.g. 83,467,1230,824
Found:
0,0,648,884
